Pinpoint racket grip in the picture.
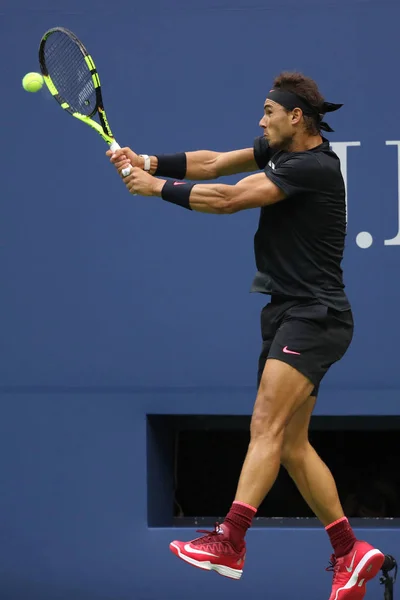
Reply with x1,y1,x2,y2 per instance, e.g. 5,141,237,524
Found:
110,140,131,177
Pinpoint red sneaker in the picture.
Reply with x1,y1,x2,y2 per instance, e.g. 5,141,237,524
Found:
327,540,385,600
169,523,245,580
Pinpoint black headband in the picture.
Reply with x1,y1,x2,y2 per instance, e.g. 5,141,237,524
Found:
266,89,343,132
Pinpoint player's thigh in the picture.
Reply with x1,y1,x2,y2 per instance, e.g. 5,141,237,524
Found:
252,359,314,437
268,302,354,395
256,301,283,388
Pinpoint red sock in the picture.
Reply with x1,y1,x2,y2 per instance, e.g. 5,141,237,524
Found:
223,501,257,547
325,517,357,558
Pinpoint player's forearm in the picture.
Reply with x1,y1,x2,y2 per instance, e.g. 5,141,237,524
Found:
185,149,257,178
144,148,257,181
153,180,240,214
186,183,237,213
125,168,277,210
186,151,221,179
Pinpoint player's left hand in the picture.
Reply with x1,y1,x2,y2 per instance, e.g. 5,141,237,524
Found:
123,167,163,197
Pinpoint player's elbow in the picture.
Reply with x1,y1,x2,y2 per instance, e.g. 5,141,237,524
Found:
206,200,233,214
217,188,248,214
203,155,220,180
213,193,239,214
221,202,239,214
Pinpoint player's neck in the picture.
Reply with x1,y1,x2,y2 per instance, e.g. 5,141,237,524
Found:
288,132,323,152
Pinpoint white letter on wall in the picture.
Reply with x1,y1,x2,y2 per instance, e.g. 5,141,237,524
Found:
330,141,361,221
385,141,400,245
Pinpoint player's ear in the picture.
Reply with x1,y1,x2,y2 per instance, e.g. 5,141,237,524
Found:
291,107,302,125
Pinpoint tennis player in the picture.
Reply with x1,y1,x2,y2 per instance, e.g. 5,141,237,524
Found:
107,72,385,599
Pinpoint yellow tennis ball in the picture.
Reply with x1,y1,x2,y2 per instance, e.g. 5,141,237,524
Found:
22,72,44,93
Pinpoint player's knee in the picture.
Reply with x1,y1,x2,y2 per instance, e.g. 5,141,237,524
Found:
250,391,285,441
280,440,309,470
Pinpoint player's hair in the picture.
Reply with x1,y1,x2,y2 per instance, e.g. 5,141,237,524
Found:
273,72,325,135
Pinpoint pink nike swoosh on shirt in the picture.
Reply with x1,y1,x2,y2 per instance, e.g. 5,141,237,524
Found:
283,346,301,355
173,181,186,185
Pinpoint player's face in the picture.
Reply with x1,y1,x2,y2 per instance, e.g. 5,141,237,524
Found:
259,100,293,150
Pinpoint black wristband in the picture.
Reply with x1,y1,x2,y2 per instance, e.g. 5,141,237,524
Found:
161,180,194,210
253,136,271,170
154,153,187,179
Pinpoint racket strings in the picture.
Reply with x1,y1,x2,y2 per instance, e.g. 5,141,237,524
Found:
44,32,96,116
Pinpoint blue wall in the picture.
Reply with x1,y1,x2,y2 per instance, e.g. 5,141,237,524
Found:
1,0,400,598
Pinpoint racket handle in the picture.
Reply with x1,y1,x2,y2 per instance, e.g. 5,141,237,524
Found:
110,140,131,177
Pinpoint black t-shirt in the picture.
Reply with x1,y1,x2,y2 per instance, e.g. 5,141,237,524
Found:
251,135,350,311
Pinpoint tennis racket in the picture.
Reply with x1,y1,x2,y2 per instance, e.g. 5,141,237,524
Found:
39,27,131,177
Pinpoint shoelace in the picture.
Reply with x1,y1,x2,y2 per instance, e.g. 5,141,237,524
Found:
326,555,339,581
192,522,224,546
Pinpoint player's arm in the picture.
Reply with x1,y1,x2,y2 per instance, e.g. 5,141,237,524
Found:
183,148,258,178
107,145,262,180
183,137,271,178
181,173,285,213
123,169,285,213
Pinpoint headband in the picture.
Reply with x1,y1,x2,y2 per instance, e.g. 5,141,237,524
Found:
266,89,343,132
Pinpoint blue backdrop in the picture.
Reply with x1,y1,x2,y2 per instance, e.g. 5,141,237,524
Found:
1,0,399,598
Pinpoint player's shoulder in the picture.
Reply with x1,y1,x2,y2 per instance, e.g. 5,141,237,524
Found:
267,149,321,185
274,141,341,176
277,141,328,163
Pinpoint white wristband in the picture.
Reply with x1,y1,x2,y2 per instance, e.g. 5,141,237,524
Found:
139,154,151,171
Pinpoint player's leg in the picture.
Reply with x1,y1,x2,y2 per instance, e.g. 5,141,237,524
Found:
169,300,384,591
281,395,360,565
169,358,314,580
280,395,346,526
227,301,348,524
281,397,385,600
232,359,313,509
169,300,313,579
277,315,385,600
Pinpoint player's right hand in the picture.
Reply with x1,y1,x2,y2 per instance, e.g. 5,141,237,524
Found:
106,147,142,176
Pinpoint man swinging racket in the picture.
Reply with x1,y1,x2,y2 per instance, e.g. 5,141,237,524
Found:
107,71,386,600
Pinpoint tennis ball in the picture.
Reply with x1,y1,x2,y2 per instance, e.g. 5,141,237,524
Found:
22,72,44,93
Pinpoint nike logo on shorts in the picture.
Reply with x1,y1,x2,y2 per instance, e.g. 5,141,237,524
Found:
283,346,301,355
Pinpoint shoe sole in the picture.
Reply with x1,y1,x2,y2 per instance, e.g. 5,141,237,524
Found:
333,549,385,600
169,542,243,580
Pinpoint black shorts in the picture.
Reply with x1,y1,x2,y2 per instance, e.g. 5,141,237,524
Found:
257,296,354,396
